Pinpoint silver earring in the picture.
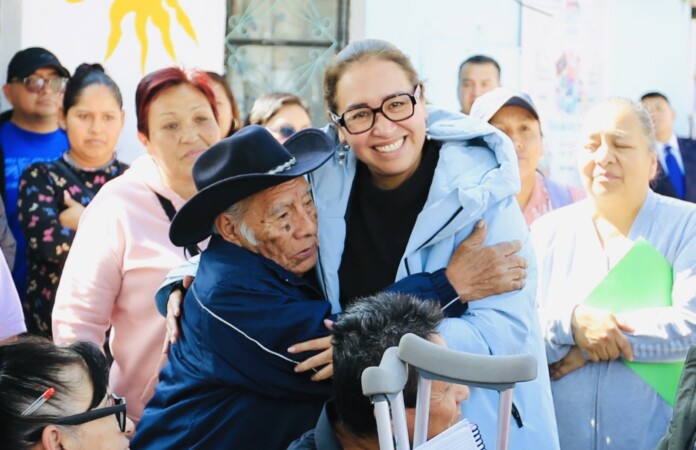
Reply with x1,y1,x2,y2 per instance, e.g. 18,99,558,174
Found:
338,143,350,165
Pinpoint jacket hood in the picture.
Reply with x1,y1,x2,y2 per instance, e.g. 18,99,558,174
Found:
425,106,520,205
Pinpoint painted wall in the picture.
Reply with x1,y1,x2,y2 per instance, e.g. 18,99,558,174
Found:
0,0,227,163
1,1,693,171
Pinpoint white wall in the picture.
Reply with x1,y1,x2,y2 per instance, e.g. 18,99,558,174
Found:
2,1,693,163
356,0,522,113
353,0,694,183
0,0,227,163
0,0,23,98
605,0,692,136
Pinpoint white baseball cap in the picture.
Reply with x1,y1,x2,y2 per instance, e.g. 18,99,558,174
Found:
469,87,539,123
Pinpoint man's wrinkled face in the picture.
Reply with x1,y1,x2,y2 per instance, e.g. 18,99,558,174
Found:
235,177,319,276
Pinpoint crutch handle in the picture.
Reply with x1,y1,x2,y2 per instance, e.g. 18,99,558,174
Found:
398,333,537,391
361,347,408,396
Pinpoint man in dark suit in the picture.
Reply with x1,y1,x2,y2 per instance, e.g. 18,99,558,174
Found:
641,92,696,202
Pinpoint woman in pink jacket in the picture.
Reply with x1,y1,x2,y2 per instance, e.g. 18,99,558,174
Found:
52,67,221,423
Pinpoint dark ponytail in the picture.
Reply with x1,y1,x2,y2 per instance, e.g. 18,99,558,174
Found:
63,63,123,113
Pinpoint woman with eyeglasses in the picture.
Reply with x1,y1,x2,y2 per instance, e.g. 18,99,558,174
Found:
0,336,133,449
247,92,312,143
17,63,129,337
302,39,558,449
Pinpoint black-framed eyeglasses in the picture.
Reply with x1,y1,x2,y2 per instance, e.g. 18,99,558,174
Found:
330,85,421,135
53,392,127,431
11,75,68,93
267,125,298,139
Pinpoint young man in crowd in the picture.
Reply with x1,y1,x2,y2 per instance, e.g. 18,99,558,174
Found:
458,54,501,115
0,47,70,297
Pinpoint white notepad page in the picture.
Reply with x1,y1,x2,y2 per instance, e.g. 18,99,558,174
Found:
416,418,485,450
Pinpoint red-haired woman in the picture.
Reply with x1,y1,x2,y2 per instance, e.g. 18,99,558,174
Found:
52,67,221,423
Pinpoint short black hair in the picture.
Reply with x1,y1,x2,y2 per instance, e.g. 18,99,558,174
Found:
0,336,109,449
332,292,443,438
458,55,501,81
640,91,670,104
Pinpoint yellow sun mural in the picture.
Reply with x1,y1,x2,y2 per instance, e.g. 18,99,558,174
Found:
67,0,199,73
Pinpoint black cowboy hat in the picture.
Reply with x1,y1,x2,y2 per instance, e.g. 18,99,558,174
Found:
170,125,334,247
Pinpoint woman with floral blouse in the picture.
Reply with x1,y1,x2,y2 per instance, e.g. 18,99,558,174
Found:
17,63,128,336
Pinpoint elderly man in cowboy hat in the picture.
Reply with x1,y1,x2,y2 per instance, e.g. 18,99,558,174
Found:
131,125,338,449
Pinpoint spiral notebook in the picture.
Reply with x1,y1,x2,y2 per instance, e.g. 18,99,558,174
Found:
416,418,485,449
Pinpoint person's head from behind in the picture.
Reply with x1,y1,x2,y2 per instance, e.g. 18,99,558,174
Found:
470,87,543,186
458,55,501,114
2,47,70,125
135,67,220,195
0,336,133,450
332,292,469,446
60,63,124,168
169,125,334,275
579,97,657,208
640,91,674,143
248,92,312,143
324,39,428,190
205,71,241,138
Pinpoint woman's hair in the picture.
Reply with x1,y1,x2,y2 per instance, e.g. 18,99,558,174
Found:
205,71,242,136
63,63,122,113
135,67,217,137
0,337,109,449
247,92,310,126
323,39,423,115
586,97,656,152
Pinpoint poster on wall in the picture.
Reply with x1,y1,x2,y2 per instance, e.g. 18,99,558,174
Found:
521,0,609,186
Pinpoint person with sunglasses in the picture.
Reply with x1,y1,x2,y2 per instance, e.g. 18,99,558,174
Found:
0,336,134,449
0,47,70,307
248,92,312,143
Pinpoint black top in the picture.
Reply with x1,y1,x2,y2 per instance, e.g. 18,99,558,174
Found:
338,139,442,307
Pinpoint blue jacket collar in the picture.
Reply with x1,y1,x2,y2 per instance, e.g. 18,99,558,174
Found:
204,235,317,289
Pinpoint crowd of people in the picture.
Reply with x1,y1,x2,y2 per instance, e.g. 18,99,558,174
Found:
0,38,695,450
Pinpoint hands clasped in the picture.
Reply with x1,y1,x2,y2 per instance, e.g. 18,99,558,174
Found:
571,304,634,362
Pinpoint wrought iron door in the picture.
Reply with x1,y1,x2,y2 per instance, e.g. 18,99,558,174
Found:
225,0,349,125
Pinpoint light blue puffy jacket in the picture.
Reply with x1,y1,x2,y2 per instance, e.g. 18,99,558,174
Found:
309,107,560,450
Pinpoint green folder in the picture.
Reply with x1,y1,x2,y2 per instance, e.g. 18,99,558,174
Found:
584,238,684,406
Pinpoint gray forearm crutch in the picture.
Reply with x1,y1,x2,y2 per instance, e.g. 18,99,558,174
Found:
362,333,538,450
